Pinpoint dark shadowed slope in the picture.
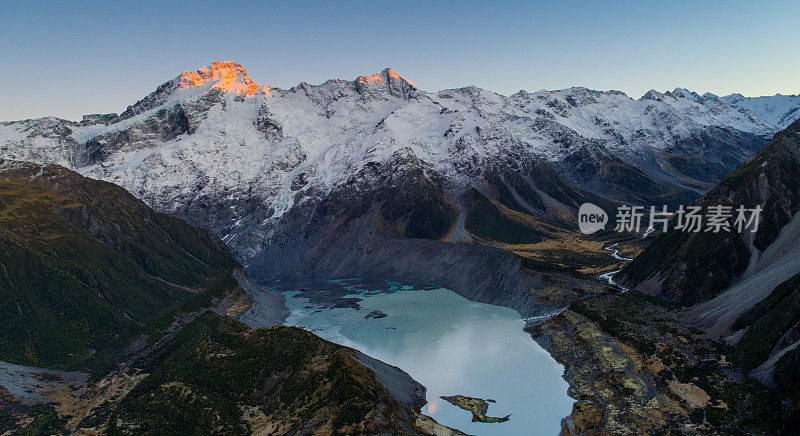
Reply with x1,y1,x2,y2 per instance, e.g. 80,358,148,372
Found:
0,160,241,375
619,118,800,306
108,312,438,435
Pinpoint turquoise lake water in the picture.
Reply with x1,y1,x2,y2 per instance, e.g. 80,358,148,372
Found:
283,280,574,435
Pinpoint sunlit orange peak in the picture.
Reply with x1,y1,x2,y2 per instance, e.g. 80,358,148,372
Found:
178,61,271,96
356,68,417,88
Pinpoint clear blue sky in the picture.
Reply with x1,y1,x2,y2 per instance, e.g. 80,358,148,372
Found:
1,0,798,121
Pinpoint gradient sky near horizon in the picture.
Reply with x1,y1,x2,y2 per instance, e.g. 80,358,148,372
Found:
1,0,798,121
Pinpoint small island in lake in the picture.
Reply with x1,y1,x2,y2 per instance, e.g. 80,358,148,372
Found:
441,395,511,423
364,309,388,319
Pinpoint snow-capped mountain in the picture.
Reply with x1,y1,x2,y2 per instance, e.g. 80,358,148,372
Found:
721,92,800,130
0,61,795,263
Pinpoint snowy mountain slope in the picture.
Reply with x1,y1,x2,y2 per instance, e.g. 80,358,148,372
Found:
0,61,793,262
721,92,800,130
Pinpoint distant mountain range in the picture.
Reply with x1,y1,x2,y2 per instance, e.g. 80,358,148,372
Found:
1,61,797,265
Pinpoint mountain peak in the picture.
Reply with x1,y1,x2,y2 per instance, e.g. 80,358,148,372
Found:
356,68,416,86
118,61,271,119
381,68,416,88
177,61,270,96
670,87,701,101
640,89,666,101
355,68,417,98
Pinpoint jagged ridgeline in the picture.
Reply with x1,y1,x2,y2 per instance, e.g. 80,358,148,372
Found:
4,61,794,265
0,160,241,375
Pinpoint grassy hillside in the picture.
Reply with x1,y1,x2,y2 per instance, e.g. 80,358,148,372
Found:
464,188,546,244
102,313,426,435
0,160,242,375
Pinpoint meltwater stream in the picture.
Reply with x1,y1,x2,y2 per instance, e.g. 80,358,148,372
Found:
283,279,573,435
598,243,632,291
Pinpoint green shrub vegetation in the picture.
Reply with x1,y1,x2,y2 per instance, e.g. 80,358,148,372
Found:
0,162,242,376
111,313,415,435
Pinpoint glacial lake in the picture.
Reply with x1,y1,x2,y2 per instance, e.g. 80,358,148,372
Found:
283,279,574,435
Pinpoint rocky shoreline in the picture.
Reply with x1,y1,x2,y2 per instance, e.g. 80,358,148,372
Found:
248,218,606,320
233,270,289,328
528,309,677,434
530,290,781,434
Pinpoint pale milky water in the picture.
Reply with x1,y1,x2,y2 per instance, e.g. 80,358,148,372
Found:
283,280,574,435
